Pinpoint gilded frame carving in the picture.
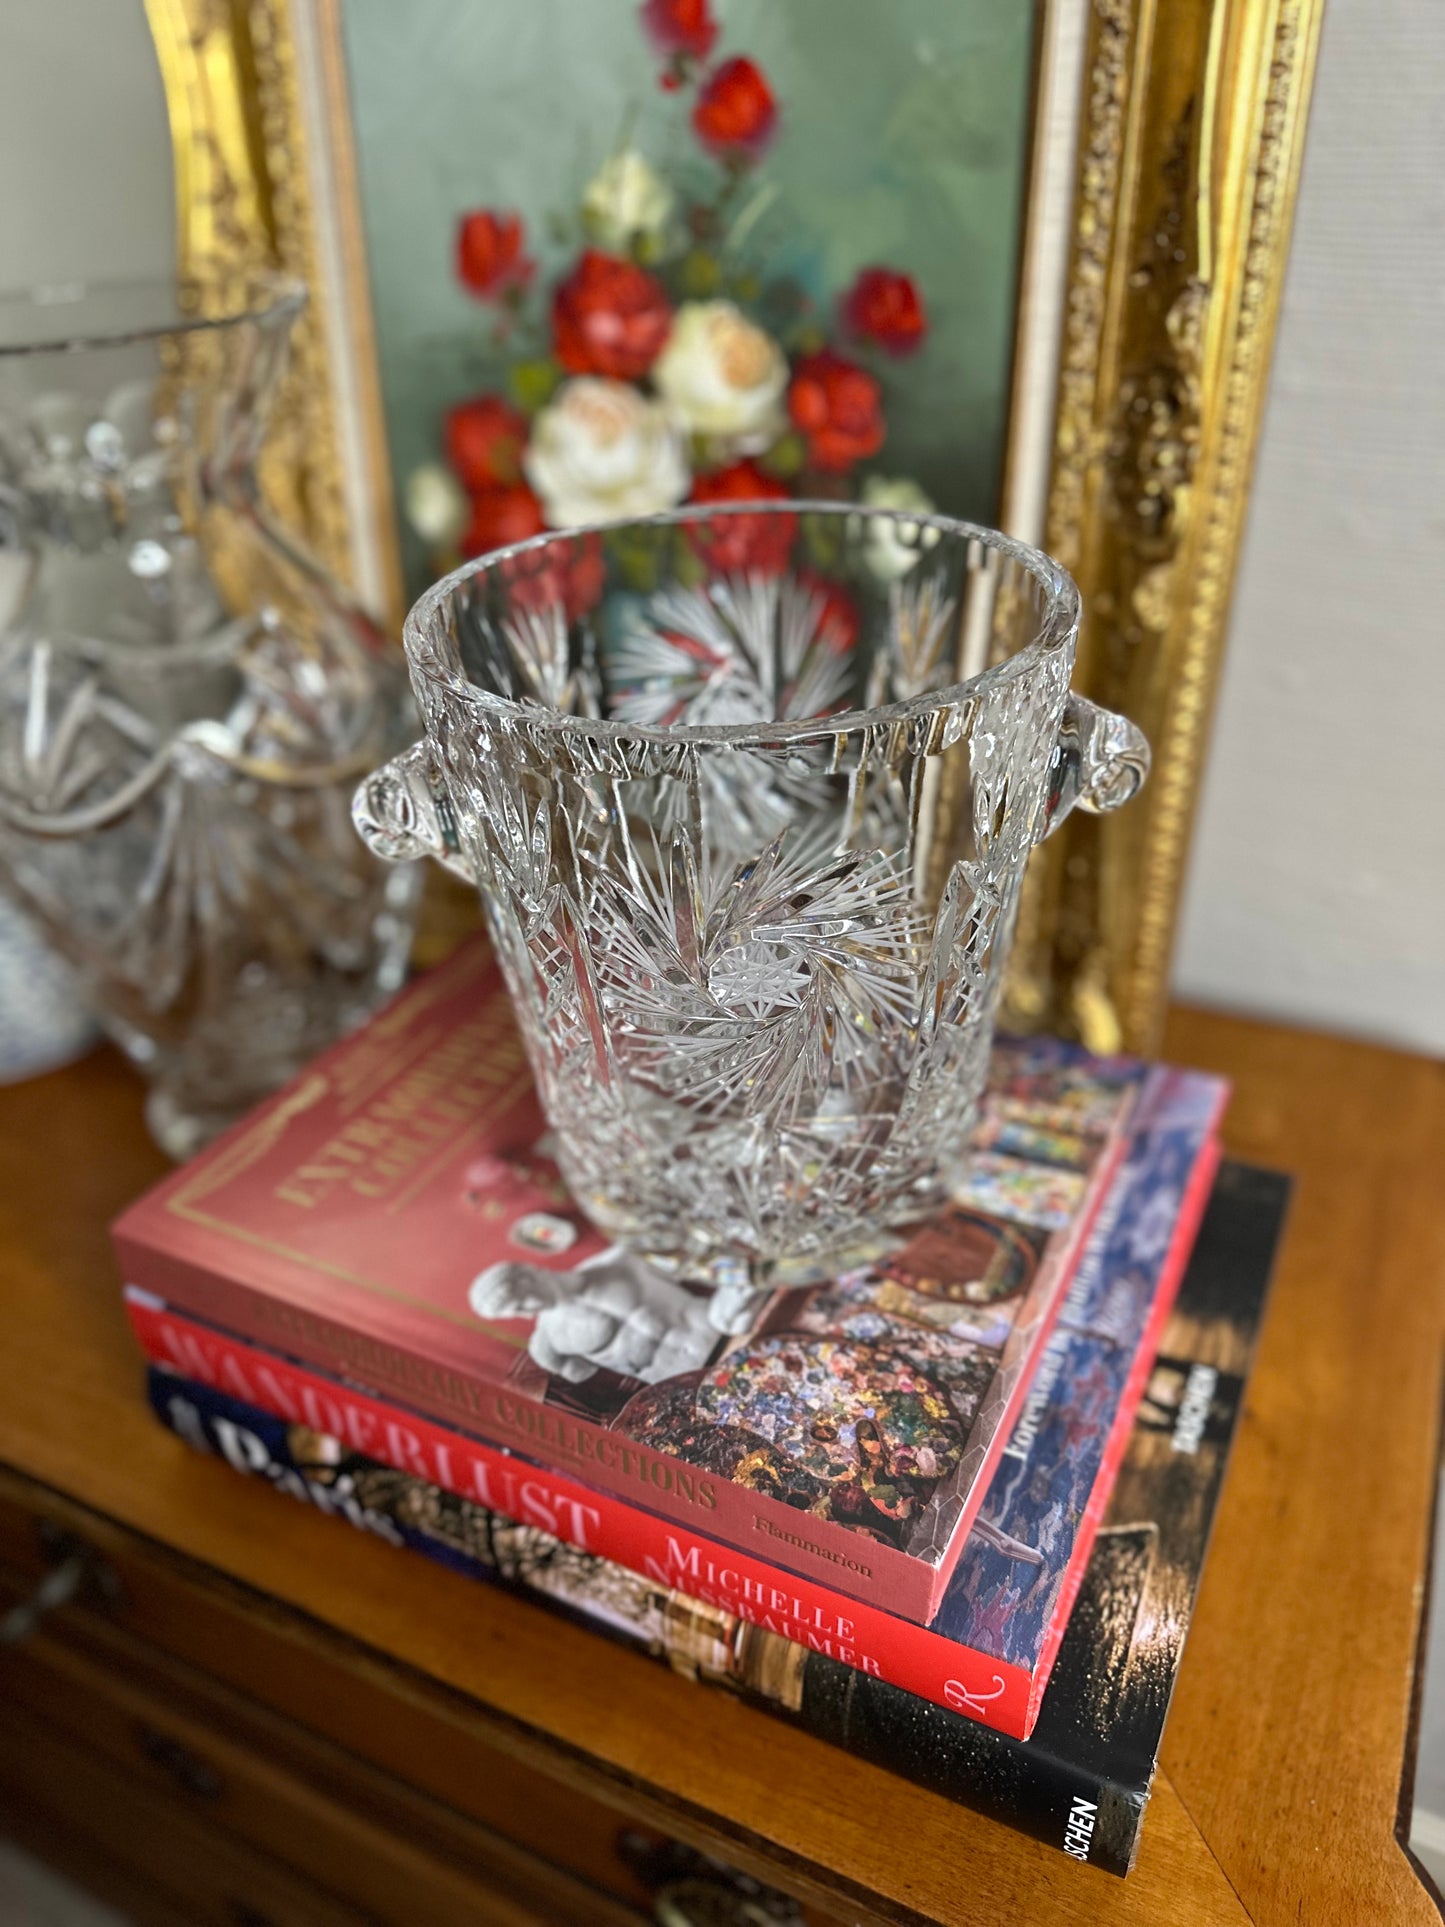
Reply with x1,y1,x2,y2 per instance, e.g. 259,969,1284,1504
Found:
141,0,1321,1055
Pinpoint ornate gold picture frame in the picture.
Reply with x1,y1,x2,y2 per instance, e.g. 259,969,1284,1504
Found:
141,0,1321,1056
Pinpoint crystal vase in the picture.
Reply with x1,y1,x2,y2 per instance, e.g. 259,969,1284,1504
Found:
355,506,1147,1287
0,278,419,1157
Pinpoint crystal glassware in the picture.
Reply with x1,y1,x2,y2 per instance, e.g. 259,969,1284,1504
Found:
0,277,419,1157
0,896,94,1083
355,505,1147,1288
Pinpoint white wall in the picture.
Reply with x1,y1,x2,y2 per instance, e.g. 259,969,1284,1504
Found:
1170,0,1445,1055
0,0,173,291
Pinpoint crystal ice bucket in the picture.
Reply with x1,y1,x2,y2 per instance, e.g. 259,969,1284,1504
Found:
355,505,1147,1285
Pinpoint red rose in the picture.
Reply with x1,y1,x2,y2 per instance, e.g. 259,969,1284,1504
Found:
460,482,546,558
503,531,608,623
455,210,533,300
799,571,861,657
787,349,885,473
688,461,796,575
552,250,673,381
692,57,778,159
842,267,928,357
640,0,717,60
559,534,608,618
463,490,607,622
444,394,528,491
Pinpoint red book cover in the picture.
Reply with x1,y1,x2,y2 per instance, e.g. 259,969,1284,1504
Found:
113,937,1148,1625
129,1118,1221,1740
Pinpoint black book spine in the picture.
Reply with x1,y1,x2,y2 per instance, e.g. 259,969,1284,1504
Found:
796,1660,1146,1874
785,1161,1290,1876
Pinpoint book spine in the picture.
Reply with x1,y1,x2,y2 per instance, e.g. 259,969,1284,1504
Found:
126,1113,1225,1742
113,1052,1174,1630
147,1365,1145,1874
1023,1133,1222,1723
128,1291,1038,1736
791,1658,1147,1876
909,1111,1135,1591
115,1231,940,1623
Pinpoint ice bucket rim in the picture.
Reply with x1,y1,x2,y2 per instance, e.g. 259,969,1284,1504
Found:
402,503,1081,751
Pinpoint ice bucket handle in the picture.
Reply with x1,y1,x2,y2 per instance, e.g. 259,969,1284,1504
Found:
355,698,1146,875
1038,695,1150,841
352,741,476,882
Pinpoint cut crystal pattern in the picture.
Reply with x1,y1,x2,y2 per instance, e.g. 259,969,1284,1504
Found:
607,575,853,729
356,506,1150,1285
0,280,418,1156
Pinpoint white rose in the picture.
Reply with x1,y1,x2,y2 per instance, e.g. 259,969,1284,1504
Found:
404,463,468,546
582,149,674,253
524,378,689,527
653,301,788,451
861,474,941,581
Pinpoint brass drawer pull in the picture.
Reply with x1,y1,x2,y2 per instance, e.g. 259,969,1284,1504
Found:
0,1553,87,1647
133,1719,226,1800
654,1878,786,1927
620,1831,803,1926
0,1521,124,1646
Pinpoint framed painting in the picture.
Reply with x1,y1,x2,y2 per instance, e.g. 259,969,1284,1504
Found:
140,0,1321,1056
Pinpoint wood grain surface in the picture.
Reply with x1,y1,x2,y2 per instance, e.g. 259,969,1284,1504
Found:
1158,1008,1445,1927
0,1016,1439,1926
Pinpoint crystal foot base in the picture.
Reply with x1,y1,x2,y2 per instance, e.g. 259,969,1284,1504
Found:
629,1226,907,1295
145,1083,248,1162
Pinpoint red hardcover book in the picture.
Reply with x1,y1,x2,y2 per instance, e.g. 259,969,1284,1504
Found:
113,938,1149,1625
124,1095,1222,1738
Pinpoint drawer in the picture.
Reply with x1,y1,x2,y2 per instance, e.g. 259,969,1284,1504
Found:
0,1496,667,1909
0,1698,375,1927
0,1475,851,1926
0,1615,646,1927
0,1786,202,1927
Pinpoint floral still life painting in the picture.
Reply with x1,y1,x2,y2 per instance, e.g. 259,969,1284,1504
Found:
344,0,1034,595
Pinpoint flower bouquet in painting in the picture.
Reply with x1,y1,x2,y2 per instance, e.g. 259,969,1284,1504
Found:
404,0,937,584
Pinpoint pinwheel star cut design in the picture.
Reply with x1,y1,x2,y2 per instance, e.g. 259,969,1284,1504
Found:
591,830,928,1129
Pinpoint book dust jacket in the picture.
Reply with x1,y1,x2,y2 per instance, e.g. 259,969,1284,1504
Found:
115,937,1158,1622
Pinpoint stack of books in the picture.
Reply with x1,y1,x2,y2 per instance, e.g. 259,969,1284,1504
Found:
113,938,1286,1877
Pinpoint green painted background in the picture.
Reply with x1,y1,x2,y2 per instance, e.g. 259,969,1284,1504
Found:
341,0,1036,595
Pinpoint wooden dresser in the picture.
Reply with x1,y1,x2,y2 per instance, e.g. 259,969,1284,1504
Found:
1,1008,1442,1926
